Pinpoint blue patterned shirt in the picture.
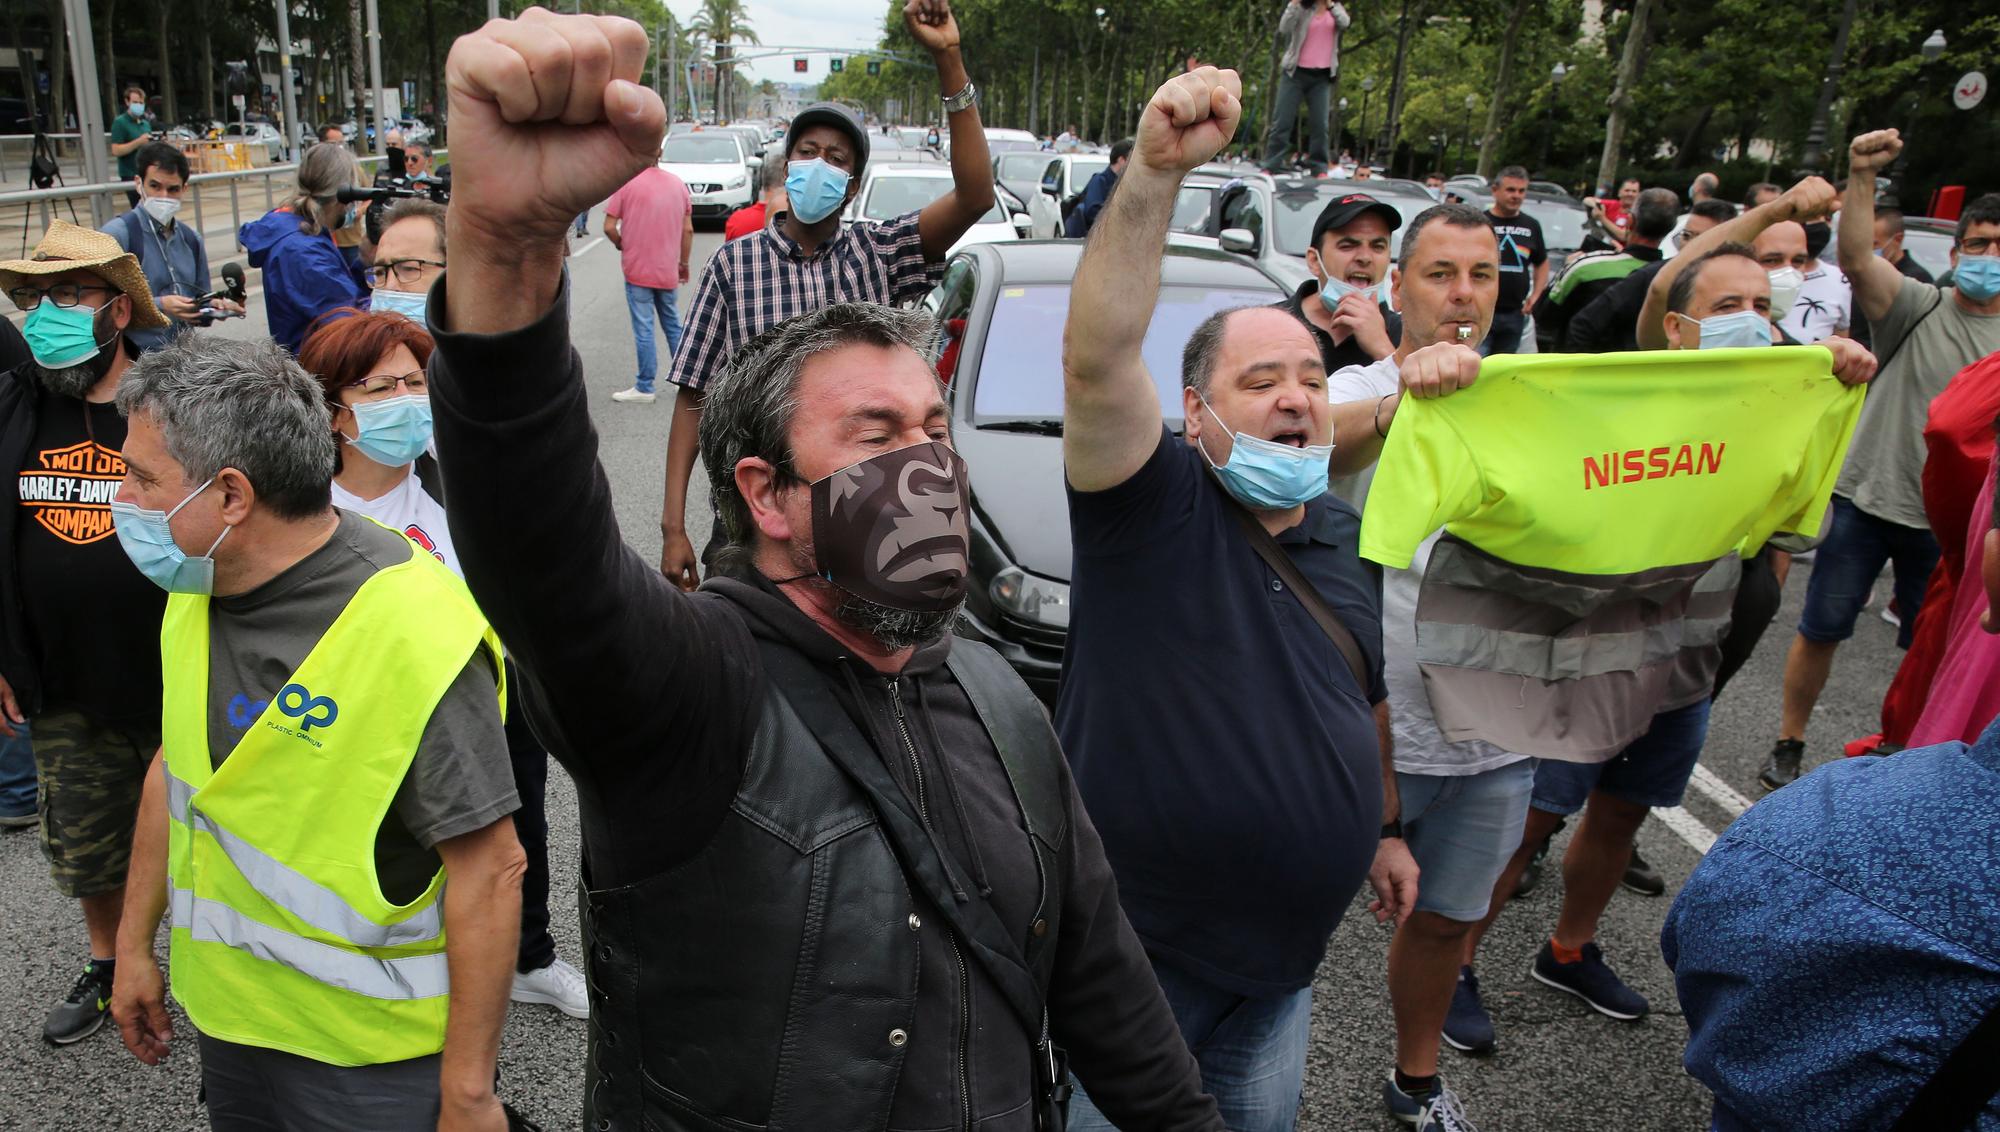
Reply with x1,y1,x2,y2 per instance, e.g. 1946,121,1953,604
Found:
1662,718,2000,1131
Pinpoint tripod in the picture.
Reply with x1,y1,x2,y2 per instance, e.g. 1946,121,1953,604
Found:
20,129,79,256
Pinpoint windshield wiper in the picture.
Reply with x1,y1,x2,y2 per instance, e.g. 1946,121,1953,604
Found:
978,419,1065,435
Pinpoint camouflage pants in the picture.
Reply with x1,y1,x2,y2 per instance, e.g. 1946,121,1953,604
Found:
31,709,160,899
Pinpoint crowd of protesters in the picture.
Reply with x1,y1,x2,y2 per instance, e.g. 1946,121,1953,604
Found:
2,2,1998,1131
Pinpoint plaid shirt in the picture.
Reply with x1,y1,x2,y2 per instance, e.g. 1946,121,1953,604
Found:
666,209,944,392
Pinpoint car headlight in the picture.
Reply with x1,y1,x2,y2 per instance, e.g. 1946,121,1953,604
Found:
990,567,1070,629
725,174,747,189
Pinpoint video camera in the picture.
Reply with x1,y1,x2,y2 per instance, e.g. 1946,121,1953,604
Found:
341,146,451,243
193,262,249,320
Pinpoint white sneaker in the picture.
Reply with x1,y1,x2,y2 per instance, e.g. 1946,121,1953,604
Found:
611,387,657,404
511,957,589,1019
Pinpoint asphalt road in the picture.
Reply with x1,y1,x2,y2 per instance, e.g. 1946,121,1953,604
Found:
0,212,1914,1131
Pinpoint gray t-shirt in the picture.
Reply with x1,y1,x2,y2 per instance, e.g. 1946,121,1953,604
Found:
207,510,516,904
1835,279,2000,530
1327,356,1529,777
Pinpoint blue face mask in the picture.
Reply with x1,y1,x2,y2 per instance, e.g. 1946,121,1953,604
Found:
128,102,146,119
1317,272,1390,314
370,287,428,327
1954,255,2000,302
345,394,433,467
1689,309,1774,350
22,302,107,369
110,477,229,594
786,158,850,224
1197,397,1331,510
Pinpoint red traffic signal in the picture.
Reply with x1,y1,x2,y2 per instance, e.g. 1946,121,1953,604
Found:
793,57,808,73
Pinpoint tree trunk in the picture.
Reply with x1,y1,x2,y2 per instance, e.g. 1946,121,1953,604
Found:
156,0,176,123
348,0,365,145
1592,0,1654,197
1382,0,1421,161
1098,41,1118,141
99,0,117,124
47,0,69,132
198,0,214,119
1796,0,1857,173
1258,2,1283,155
1476,0,1530,180
1028,41,1039,135
1672,105,1713,168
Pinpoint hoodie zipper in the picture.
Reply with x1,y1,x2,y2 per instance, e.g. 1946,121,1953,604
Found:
889,678,973,1132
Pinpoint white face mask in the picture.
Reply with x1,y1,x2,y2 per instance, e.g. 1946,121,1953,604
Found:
1767,266,1805,318
140,195,180,226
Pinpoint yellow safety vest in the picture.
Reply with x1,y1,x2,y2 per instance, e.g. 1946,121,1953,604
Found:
160,551,503,1067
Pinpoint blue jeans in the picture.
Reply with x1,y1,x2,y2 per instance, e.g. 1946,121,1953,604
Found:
623,282,684,393
1398,759,1536,922
1797,494,1940,649
1260,66,1332,174
1067,958,1311,1132
1480,308,1529,355
0,721,33,817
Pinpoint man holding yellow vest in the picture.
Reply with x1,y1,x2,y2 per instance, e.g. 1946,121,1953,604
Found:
103,335,525,1132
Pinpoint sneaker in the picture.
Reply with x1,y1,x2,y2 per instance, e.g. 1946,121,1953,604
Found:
1759,738,1805,792
1441,966,1495,1055
43,963,113,1045
610,387,657,404
1383,1072,1481,1130
1880,601,1901,628
1512,816,1565,898
511,957,588,1019
1531,941,1649,1021
1622,847,1666,897
0,809,35,829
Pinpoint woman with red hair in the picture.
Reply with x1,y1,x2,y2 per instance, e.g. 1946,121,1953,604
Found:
297,309,591,1022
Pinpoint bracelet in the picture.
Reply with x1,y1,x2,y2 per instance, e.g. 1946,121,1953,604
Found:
1373,393,1394,438
941,80,979,115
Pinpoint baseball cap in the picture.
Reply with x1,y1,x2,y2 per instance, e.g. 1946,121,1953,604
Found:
786,103,870,170
1309,193,1404,250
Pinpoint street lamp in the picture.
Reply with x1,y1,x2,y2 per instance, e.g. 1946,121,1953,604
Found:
1541,62,1569,170
1460,93,1477,173
1922,28,1946,62
1359,76,1375,165
1892,29,1948,189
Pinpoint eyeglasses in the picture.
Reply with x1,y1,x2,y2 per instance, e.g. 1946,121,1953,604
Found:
367,259,446,287
1960,237,1999,256
345,369,428,397
8,283,118,312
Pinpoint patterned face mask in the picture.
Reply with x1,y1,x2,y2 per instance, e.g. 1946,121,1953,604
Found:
803,440,971,613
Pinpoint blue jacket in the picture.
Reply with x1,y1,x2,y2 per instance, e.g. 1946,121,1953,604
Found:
105,209,211,354
1064,167,1119,238
1663,719,2000,1131
239,209,368,354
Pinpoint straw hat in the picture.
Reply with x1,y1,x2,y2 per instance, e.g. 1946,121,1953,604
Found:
0,219,171,329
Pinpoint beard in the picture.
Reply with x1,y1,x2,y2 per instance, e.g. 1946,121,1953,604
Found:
27,309,118,399
832,588,963,650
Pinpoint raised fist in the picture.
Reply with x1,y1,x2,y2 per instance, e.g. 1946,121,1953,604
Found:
444,8,665,250
903,0,961,55
1133,67,1242,177
1847,129,1902,178
1778,175,1838,223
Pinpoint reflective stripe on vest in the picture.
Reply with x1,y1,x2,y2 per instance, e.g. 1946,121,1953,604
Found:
169,884,450,1000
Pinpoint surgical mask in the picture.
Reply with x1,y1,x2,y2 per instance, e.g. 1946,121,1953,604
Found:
1198,397,1331,510
785,158,850,224
128,102,145,119
800,440,971,613
344,394,433,467
140,195,180,226
1953,255,2000,302
370,286,429,327
110,477,229,594
1766,266,1805,317
1687,309,1773,350
1317,272,1389,313
23,301,107,369
339,203,357,230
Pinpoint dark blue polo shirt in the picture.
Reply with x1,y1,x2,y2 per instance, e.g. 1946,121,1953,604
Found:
1057,428,1385,997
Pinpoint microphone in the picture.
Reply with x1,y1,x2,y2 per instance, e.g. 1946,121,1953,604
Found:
221,262,247,303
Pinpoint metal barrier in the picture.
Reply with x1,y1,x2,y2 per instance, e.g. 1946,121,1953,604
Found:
1,150,445,256
0,133,108,183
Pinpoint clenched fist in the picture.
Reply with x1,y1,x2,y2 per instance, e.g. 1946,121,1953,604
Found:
1848,129,1902,179
445,8,666,252
1400,341,1481,400
1133,67,1241,178
1776,175,1837,224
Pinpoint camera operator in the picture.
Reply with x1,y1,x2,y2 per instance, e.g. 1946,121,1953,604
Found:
103,141,244,353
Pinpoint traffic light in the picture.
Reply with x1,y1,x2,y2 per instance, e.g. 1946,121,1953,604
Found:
866,59,881,75
830,58,844,73
794,57,808,73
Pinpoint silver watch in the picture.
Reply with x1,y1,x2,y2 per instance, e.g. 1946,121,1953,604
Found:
941,81,979,114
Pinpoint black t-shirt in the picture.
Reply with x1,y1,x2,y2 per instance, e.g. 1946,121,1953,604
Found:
1277,278,1403,374
1056,429,1385,996
15,396,167,728
1486,208,1548,314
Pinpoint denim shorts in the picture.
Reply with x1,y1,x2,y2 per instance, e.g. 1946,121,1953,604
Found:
1796,495,1940,648
1397,758,1536,922
1531,698,1712,815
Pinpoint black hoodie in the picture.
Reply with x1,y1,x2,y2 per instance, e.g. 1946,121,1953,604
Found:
425,278,1221,1131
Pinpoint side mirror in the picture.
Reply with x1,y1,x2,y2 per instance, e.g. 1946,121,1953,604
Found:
1011,213,1033,236
1219,227,1257,254
1040,181,1058,196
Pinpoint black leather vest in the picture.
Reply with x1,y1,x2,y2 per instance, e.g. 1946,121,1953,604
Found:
577,639,1068,1132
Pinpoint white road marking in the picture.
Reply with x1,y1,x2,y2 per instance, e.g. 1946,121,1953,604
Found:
1686,764,1754,817
574,236,605,258
1652,806,1718,855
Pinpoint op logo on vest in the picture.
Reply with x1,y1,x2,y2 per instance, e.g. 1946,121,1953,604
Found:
263,683,339,746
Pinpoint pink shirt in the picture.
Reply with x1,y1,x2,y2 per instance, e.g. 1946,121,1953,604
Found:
1298,5,1338,70
1908,462,2000,748
604,167,692,290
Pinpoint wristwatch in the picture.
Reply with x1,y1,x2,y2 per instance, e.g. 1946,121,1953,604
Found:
1380,818,1404,840
941,81,980,115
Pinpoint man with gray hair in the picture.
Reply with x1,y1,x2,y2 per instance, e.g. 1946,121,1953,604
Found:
104,334,526,1129
421,11,1223,1130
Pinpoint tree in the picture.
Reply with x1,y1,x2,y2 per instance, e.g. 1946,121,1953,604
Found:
690,0,757,121
1477,0,1531,179
1593,0,1655,196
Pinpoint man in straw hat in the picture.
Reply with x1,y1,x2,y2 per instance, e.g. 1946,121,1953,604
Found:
0,220,174,1046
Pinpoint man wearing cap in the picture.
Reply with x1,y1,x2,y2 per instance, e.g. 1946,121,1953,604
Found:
656,0,996,589
0,221,174,1046
1277,192,1404,375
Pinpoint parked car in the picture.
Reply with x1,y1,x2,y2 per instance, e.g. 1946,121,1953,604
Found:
921,240,1289,698
1901,217,1959,283
660,133,756,227
983,127,1043,155
1201,173,1439,291
994,151,1057,211
1021,153,1111,238
219,121,286,163
843,164,1031,253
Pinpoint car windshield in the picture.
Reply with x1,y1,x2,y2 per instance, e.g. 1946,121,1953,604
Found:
1070,157,1110,184
899,128,929,147
988,139,1042,154
1270,190,1361,256
863,176,1005,223
1902,229,1955,280
1172,186,1215,233
663,136,740,164
1525,201,1589,251
999,153,1049,180
973,284,1278,424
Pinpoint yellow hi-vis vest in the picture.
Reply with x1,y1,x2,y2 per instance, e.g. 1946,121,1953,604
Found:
161,551,503,1067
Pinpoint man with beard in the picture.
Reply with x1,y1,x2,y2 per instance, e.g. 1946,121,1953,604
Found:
424,10,1224,1130
0,221,173,1045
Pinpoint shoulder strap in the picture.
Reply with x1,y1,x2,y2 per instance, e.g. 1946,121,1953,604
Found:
1888,995,2000,1132
1876,287,1948,376
1225,496,1371,695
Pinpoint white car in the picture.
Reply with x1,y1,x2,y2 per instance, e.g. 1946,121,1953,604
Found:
660,132,756,227
844,165,1031,255
982,127,1043,156
1023,154,1112,239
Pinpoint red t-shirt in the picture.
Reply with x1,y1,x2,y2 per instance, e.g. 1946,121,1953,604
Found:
604,167,691,289
724,202,767,242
